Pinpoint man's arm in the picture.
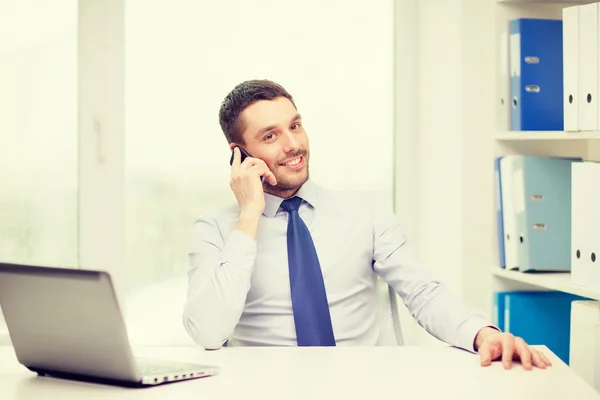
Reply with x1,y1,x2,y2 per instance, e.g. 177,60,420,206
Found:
182,214,259,350
183,147,276,349
371,205,494,353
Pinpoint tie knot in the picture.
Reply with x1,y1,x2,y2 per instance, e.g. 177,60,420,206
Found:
280,196,303,213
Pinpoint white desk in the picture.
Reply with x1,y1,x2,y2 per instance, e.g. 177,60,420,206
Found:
0,344,598,399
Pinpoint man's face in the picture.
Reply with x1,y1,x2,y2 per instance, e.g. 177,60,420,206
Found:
235,97,309,194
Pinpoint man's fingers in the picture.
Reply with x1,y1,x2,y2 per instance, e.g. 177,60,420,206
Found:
264,170,277,186
232,146,241,168
539,351,552,367
530,349,547,369
233,155,277,186
502,334,514,369
249,164,277,186
514,337,532,370
479,343,492,367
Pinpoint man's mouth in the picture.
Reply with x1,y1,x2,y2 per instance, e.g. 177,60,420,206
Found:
279,155,305,169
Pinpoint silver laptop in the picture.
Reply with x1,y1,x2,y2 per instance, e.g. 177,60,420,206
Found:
0,262,219,387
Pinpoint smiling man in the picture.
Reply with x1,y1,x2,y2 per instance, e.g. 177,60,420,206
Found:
182,79,551,370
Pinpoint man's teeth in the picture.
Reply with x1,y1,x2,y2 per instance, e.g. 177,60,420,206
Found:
284,157,301,166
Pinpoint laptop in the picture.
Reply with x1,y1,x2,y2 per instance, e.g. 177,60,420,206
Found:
0,262,219,387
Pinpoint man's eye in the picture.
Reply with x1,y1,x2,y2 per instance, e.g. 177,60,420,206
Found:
264,133,275,141
291,123,300,130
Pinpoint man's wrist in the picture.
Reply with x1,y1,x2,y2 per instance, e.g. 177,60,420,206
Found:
474,326,501,351
236,209,262,239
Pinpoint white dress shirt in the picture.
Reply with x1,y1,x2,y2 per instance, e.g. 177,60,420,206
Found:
183,179,493,351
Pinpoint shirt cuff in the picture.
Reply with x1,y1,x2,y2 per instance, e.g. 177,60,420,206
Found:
457,319,501,353
221,229,257,272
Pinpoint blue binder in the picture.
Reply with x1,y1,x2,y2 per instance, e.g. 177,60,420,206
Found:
495,157,506,268
498,291,588,365
493,292,507,331
512,156,580,272
509,18,563,131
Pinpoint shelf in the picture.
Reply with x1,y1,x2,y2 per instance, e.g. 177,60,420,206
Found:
495,131,600,140
497,0,597,4
491,268,600,301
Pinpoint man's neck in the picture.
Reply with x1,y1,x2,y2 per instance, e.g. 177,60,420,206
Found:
263,186,300,199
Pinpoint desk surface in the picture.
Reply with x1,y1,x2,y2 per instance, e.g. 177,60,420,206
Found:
0,344,598,400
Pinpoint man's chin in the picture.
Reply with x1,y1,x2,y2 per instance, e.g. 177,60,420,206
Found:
268,172,308,192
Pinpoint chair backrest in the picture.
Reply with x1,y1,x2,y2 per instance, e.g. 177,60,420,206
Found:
376,275,404,346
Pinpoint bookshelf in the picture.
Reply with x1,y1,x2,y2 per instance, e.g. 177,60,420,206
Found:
491,1,600,307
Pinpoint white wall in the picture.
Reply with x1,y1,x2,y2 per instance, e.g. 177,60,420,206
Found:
417,0,465,294
412,0,496,323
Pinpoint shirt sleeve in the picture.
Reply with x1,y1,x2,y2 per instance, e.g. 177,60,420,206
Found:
182,214,257,350
370,202,496,353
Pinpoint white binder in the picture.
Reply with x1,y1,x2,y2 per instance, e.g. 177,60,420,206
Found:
570,162,589,286
563,6,579,131
578,3,598,131
569,301,600,392
588,162,600,291
500,156,519,270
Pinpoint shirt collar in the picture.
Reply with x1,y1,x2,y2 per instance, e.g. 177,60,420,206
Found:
262,178,321,218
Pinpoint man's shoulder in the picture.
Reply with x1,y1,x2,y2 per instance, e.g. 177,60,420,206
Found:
193,203,240,226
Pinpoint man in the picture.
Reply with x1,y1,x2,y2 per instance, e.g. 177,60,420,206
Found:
182,79,551,370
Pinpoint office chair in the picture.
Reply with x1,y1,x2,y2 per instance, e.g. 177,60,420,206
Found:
376,276,405,346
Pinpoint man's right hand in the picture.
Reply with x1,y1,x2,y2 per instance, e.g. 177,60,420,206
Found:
230,147,276,238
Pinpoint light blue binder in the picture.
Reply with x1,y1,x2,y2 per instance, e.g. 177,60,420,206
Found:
509,18,563,131
495,157,506,268
499,291,588,365
512,156,580,271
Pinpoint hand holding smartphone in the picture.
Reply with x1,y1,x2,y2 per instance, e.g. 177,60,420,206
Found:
229,147,267,184
229,147,252,166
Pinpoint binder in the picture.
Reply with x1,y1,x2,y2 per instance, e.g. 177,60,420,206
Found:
571,162,590,287
587,162,600,290
570,301,600,391
563,6,579,131
498,30,510,130
503,290,587,365
493,292,507,330
509,18,564,131
500,156,519,270
495,157,506,268
578,3,598,131
512,156,579,272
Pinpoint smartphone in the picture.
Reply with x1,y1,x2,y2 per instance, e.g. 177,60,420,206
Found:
229,147,267,184
229,147,253,166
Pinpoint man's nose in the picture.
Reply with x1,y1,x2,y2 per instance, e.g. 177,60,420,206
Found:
281,131,299,151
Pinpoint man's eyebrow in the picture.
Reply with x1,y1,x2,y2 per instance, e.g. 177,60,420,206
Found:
255,114,302,137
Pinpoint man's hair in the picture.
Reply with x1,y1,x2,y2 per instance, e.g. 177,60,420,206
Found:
218,79,296,144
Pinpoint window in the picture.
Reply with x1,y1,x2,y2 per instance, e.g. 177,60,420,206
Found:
0,0,78,332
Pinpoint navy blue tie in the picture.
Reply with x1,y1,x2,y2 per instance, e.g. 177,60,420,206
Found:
280,196,336,346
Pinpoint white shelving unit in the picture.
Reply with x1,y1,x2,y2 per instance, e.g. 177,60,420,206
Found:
491,0,600,301
496,131,600,140
492,268,600,301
